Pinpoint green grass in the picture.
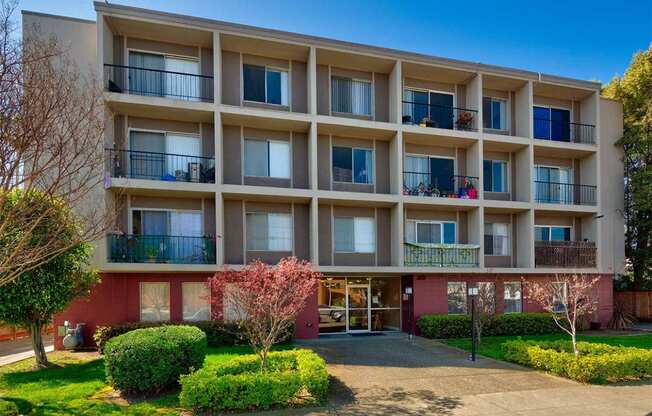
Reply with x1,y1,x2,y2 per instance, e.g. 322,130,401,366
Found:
444,333,652,361
0,345,292,415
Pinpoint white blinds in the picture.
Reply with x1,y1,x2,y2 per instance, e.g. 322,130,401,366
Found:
164,57,199,101
268,213,292,251
165,135,201,176
268,141,290,178
353,217,375,253
331,77,372,116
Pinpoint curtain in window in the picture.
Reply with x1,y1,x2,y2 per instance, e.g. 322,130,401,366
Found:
535,226,550,241
551,108,571,142
266,70,288,105
141,211,167,235
164,57,199,100
331,78,371,115
268,142,290,178
533,106,551,139
504,282,522,313
165,135,201,179
129,52,164,97
246,213,267,250
417,222,441,244
244,139,268,177
170,211,202,262
334,217,354,252
352,80,371,115
354,217,375,253
492,100,505,130
130,131,165,179
403,89,429,125
268,213,292,251
140,282,170,321
443,223,456,244
243,65,266,102
182,282,210,321
492,161,506,192
405,156,429,189
429,92,454,129
353,149,373,184
492,223,509,255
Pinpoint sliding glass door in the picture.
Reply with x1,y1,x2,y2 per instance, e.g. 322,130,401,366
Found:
534,106,571,142
429,92,454,129
534,166,572,204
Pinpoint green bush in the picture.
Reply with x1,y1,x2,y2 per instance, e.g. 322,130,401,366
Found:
417,313,561,339
503,339,652,383
94,320,293,353
0,399,19,416
104,326,207,394
179,350,328,412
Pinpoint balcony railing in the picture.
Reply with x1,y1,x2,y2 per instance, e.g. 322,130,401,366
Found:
404,243,480,267
535,240,596,268
106,149,215,183
108,234,216,264
533,118,595,144
403,172,479,199
402,101,478,131
103,64,214,102
534,181,596,205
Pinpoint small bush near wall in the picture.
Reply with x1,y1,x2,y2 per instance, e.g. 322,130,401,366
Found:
417,313,561,339
0,399,19,416
104,326,207,395
179,350,328,412
503,340,652,383
94,321,294,353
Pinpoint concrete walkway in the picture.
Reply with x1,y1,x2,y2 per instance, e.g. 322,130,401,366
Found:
0,334,53,366
265,334,652,416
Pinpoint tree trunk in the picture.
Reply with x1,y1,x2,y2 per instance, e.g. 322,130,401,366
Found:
259,347,269,373
571,331,578,356
30,321,49,368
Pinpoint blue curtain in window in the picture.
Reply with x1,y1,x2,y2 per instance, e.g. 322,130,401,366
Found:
551,227,571,241
492,162,504,192
443,223,456,244
243,65,265,102
551,109,571,142
533,106,551,139
535,227,549,241
483,160,492,191
266,70,281,104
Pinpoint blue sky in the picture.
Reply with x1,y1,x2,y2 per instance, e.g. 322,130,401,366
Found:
19,0,652,85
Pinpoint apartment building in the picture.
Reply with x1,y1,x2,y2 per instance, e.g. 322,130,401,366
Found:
22,3,624,348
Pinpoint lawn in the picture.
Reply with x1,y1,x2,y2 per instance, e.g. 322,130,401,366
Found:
444,333,652,361
0,345,292,415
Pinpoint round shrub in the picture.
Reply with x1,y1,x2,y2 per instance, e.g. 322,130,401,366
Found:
0,399,19,416
104,325,207,395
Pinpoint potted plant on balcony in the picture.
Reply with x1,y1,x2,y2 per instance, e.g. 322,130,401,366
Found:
455,111,474,130
145,246,159,263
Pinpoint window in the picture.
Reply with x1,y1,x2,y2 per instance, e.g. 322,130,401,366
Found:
477,282,496,314
405,220,456,244
243,64,288,105
483,97,507,130
223,283,247,322
403,89,455,129
334,217,375,253
182,282,210,321
504,282,522,313
447,282,467,314
535,226,571,242
129,130,201,180
484,223,510,255
246,212,293,251
131,209,204,262
483,160,508,193
533,106,571,141
332,146,373,184
552,281,568,312
128,52,200,100
331,77,372,116
244,139,290,179
534,166,572,204
140,282,170,321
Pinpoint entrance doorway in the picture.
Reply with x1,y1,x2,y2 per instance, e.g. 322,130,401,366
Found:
318,277,401,335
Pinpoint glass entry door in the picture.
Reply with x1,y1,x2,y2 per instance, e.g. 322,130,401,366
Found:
347,284,370,332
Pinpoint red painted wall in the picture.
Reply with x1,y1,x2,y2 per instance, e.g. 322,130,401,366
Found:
294,290,319,339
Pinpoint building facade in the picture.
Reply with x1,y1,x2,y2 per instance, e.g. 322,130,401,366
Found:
22,2,625,349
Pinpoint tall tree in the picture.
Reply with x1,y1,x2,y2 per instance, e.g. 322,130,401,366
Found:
0,1,108,287
603,44,652,289
0,190,99,368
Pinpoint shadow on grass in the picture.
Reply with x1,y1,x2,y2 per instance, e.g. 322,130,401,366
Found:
1,358,105,388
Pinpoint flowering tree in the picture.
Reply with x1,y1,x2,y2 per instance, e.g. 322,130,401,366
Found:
527,274,600,355
208,257,321,370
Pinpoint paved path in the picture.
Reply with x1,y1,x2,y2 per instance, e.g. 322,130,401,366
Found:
0,334,53,366
263,334,652,416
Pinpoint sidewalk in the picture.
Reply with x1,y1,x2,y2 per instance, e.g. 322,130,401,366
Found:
0,334,53,366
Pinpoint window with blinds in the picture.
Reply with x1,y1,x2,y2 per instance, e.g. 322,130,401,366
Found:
331,77,372,116
246,212,293,251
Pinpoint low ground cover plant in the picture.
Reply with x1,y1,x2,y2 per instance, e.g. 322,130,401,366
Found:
503,339,652,383
417,313,561,339
0,399,19,416
104,325,207,394
179,349,328,412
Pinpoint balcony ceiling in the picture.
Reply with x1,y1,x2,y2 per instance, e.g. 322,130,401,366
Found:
402,61,476,85
403,131,477,148
483,137,529,152
533,142,596,159
317,120,396,140
105,16,213,48
483,74,528,91
221,33,310,62
221,111,310,133
533,82,595,101
106,100,214,123
316,48,396,73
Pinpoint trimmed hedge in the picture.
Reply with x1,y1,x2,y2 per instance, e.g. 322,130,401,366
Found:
0,399,19,416
503,339,652,383
104,326,207,394
179,350,328,412
94,320,293,353
417,313,561,339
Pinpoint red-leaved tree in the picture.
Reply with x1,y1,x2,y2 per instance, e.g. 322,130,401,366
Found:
527,274,601,355
208,257,321,370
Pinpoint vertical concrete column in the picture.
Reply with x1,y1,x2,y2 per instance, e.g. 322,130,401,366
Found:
96,13,105,79
468,206,484,268
309,197,319,265
309,121,318,190
388,60,402,124
215,191,224,265
513,144,532,202
583,91,602,268
214,111,223,185
515,80,533,138
307,47,317,115
465,73,483,132
466,140,483,199
516,209,534,268
389,131,403,194
213,31,221,105
391,201,404,266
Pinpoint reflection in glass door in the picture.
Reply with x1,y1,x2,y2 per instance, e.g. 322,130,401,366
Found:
347,285,370,332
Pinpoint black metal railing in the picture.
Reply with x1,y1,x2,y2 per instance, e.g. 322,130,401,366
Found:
535,240,596,268
404,243,480,267
108,234,216,264
106,149,215,183
533,118,595,144
534,181,596,205
402,101,478,131
403,172,479,199
104,64,214,102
